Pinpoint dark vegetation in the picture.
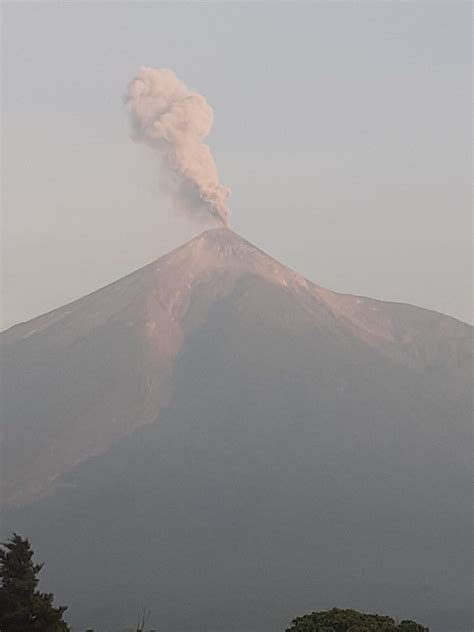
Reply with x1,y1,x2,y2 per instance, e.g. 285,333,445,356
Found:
0,533,69,632
286,608,428,632
0,534,429,632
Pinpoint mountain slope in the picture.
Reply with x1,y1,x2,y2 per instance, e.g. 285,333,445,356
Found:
1,228,472,631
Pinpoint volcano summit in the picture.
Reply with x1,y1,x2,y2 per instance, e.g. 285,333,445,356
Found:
1,229,472,631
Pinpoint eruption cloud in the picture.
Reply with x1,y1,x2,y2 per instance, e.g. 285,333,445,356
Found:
124,67,231,226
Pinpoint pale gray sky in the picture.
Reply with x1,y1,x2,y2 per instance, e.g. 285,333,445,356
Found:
2,1,472,328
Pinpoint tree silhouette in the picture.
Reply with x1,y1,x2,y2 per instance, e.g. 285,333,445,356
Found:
136,606,152,631
0,533,70,632
285,608,428,632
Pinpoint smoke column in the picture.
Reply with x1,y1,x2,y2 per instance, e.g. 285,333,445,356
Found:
124,67,231,226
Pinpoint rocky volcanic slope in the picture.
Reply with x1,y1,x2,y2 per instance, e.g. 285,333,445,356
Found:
1,228,472,631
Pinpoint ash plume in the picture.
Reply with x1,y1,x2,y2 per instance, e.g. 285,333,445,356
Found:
124,67,231,226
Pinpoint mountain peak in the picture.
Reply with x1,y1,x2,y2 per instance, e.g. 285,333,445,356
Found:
161,227,312,294
177,227,259,257
2,236,471,632
195,226,239,242
2,225,471,509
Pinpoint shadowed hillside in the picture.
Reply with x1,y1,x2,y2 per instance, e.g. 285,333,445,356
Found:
1,229,472,631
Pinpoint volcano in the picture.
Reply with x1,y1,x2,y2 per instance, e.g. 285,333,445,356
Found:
1,228,472,631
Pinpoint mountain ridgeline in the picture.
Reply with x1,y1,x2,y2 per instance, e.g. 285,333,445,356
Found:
1,228,472,631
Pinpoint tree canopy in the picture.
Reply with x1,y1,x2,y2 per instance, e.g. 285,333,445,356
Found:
0,533,70,632
285,608,428,632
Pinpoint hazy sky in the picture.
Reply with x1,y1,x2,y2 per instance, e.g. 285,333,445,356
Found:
2,1,472,328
